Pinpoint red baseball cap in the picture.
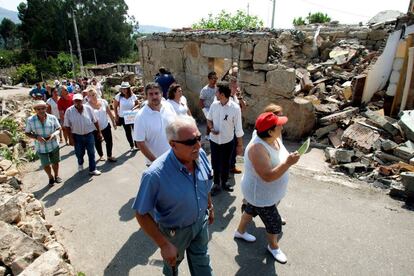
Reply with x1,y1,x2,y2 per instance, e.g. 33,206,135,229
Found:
255,112,288,132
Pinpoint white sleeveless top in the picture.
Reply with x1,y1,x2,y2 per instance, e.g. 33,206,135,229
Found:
241,135,290,207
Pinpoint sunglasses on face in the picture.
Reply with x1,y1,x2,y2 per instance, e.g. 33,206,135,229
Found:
35,107,46,111
173,135,202,146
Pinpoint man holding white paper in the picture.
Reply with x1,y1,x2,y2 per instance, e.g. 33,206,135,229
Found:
25,100,62,186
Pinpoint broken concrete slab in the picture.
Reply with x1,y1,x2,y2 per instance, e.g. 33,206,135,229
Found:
393,146,414,161
398,110,414,142
319,107,359,125
363,109,400,136
328,128,344,148
339,162,367,174
315,124,338,139
19,249,75,276
334,149,355,163
0,221,47,275
381,139,398,151
401,172,414,193
341,122,381,153
376,151,406,163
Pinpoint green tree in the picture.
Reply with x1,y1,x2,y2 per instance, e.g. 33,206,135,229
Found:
0,18,17,49
293,12,332,26
14,63,38,84
192,10,263,31
17,0,135,63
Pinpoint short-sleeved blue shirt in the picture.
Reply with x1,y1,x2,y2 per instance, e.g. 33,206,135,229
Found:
132,148,213,228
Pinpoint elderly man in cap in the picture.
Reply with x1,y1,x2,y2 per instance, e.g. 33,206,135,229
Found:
64,93,102,176
133,115,214,276
25,100,62,186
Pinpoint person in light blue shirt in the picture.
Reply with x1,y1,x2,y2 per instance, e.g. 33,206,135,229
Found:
133,115,214,276
25,100,62,186
29,82,47,100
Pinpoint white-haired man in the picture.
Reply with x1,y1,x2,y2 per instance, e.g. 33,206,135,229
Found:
133,115,214,276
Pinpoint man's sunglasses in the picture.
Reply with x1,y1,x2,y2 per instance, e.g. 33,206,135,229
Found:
173,135,202,146
35,107,47,111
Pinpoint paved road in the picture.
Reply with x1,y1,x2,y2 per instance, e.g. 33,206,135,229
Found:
22,127,414,276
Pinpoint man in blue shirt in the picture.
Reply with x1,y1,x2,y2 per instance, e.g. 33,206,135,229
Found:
29,83,47,100
155,67,176,99
133,115,214,276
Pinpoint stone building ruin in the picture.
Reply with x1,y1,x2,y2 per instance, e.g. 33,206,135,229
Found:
137,25,390,140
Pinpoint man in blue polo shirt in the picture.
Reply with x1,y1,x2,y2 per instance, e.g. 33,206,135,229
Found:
29,82,47,100
133,115,214,276
155,67,176,99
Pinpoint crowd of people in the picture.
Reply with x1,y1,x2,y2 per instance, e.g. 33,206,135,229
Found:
25,66,301,275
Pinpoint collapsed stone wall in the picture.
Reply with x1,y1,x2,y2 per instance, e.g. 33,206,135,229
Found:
137,26,389,140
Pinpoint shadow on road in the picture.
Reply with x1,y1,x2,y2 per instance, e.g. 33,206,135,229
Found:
97,150,138,173
209,189,236,239
234,226,278,276
103,229,159,276
40,171,93,207
119,197,136,222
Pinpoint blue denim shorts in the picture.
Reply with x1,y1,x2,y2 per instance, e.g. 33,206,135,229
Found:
244,202,282,234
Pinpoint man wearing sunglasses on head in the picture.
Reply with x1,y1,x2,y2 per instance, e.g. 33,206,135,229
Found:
25,100,62,186
133,115,214,276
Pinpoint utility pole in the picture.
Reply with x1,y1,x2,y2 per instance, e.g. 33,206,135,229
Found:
93,48,97,66
70,9,84,77
68,40,76,80
271,0,276,29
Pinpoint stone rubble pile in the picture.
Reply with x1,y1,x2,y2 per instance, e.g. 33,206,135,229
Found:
0,163,75,275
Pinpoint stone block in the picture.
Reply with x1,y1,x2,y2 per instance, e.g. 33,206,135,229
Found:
0,174,7,184
185,56,199,75
165,41,185,49
200,44,232,58
364,110,400,136
0,131,12,146
253,40,269,63
238,70,265,86
160,48,183,73
183,42,199,58
335,149,355,163
381,140,398,152
253,63,278,71
19,249,75,276
401,172,414,193
315,124,338,139
18,215,50,243
0,194,26,223
239,60,252,69
266,69,296,98
368,30,387,41
341,122,380,153
0,221,46,275
398,111,414,142
240,43,254,60
410,157,414,165
319,107,359,125
0,160,12,171
185,74,203,94
393,146,414,161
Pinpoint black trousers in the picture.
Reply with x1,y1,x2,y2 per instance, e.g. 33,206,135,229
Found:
93,124,113,157
119,117,134,148
210,139,235,186
230,134,237,169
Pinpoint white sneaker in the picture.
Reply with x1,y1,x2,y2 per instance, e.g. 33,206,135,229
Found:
89,170,102,176
234,230,256,242
267,245,287,264
78,164,84,172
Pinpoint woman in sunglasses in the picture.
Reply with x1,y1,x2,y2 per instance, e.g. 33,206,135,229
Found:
234,112,300,264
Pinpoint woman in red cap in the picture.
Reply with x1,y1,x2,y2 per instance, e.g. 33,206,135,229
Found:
234,112,300,264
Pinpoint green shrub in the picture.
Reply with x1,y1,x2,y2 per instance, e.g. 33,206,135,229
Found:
293,17,306,26
307,12,331,24
192,10,263,31
0,117,24,145
13,63,38,84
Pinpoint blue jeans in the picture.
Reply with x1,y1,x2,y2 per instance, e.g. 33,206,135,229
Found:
159,214,213,276
73,132,96,172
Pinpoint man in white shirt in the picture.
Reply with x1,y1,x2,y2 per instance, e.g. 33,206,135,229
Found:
207,81,244,196
199,72,218,138
64,93,102,176
133,82,176,165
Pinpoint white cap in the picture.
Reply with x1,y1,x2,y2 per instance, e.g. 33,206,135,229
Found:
73,93,83,101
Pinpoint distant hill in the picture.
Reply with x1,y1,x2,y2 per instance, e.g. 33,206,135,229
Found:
139,25,171,34
0,7,19,23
